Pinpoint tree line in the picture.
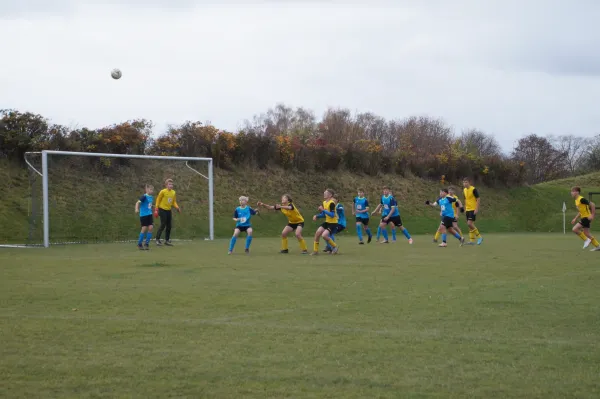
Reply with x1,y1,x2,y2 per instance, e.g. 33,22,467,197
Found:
1,105,599,186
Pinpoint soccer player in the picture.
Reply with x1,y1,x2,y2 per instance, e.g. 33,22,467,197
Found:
135,184,154,250
353,189,372,244
371,187,413,244
462,177,483,245
311,189,339,255
570,187,600,251
324,197,347,253
257,194,308,254
426,188,465,247
154,178,181,246
433,187,463,242
229,196,259,254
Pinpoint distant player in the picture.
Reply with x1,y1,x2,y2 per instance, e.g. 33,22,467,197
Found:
229,196,259,255
135,184,154,250
371,187,413,244
433,187,463,242
462,177,483,245
353,188,372,244
324,197,347,253
257,194,309,254
154,178,181,246
426,188,465,247
311,189,339,255
570,187,600,251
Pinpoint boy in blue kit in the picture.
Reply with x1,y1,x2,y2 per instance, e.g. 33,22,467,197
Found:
353,188,372,244
323,198,347,253
135,184,154,250
228,196,259,254
371,187,413,244
426,188,465,247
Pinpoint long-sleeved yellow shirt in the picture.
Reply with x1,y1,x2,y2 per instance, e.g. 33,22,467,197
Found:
156,189,179,211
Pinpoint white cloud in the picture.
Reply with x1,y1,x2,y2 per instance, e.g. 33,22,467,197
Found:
1,0,599,151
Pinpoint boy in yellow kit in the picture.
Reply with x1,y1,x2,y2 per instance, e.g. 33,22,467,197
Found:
154,178,181,246
570,186,600,251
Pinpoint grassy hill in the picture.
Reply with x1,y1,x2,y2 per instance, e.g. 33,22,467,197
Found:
1,159,599,245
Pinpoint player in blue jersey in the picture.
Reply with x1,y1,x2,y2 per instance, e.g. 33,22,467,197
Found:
426,188,465,247
371,187,413,244
324,198,347,253
353,188,372,244
228,196,259,254
135,184,154,250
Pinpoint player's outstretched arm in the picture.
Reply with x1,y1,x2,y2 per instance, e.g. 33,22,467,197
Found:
371,204,382,215
135,200,141,214
257,201,275,210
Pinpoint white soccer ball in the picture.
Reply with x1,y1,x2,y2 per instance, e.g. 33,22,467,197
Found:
111,69,122,80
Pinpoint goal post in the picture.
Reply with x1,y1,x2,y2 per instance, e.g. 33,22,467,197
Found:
30,150,214,248
589,192,600,202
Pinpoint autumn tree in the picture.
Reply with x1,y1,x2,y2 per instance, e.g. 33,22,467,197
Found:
511,134,568,184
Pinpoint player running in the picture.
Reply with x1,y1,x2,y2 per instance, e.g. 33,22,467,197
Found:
311,189,339,255
257,194,309,254
462,177,483,245
570,187,600,251
353,189,372,244
154,178,181,246
228,196,259,255
324,197,347,253
135,184,154,250
426,188,465,247
433,187,463,242
371,187,413,244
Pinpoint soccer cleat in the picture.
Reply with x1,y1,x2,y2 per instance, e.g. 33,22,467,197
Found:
137,243,144,250
301,250,309,255
245,248,250,254
280,249,289,254
460,237,465,247
591,247,600,252
227,251,232,255
583,239,592,249
164,240,173,246
331,247,339,254
323,248,332,253
432,239,438,243
359,241,364,245
144,243,150,250
156,239,163,246
367,235,372,244
310,251,319,256
408,238,413,245
439,242,448,247
477,237,483,245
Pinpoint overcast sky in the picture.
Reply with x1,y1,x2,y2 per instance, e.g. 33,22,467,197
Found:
1,0,599,150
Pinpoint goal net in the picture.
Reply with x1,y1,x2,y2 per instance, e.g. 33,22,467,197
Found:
12,151,213,247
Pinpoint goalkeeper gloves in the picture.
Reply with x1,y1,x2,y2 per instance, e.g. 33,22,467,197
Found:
424,200,430,205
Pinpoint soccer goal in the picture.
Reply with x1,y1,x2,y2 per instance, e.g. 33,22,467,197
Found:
6,150,214,248
590,192,600,202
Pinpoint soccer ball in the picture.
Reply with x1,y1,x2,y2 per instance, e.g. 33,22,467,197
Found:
111,69,122,80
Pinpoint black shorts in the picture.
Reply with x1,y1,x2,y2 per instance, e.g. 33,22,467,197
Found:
355,217,369,226
580,218,591,229
466,211,477,221
381,216,402,226
287,222,304,230
321,222,338,233
236,226,251,233
442,217,454,229
335,225,346,234
140,215,153,227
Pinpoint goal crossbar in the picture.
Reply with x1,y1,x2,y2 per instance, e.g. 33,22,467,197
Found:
28,150,214,248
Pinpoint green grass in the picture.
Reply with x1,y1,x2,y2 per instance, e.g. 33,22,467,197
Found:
2,234,600,398
2,158,600,244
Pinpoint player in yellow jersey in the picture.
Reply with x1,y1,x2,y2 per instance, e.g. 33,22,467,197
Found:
570,187,600,251
311,188,339,255
258,194,309,254
154,178,181,246
433,187,463,242
462,177,483,245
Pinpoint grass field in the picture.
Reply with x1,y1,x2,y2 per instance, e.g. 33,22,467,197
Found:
2,234,600,398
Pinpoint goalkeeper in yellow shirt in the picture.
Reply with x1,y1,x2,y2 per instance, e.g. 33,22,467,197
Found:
154,178,181,246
